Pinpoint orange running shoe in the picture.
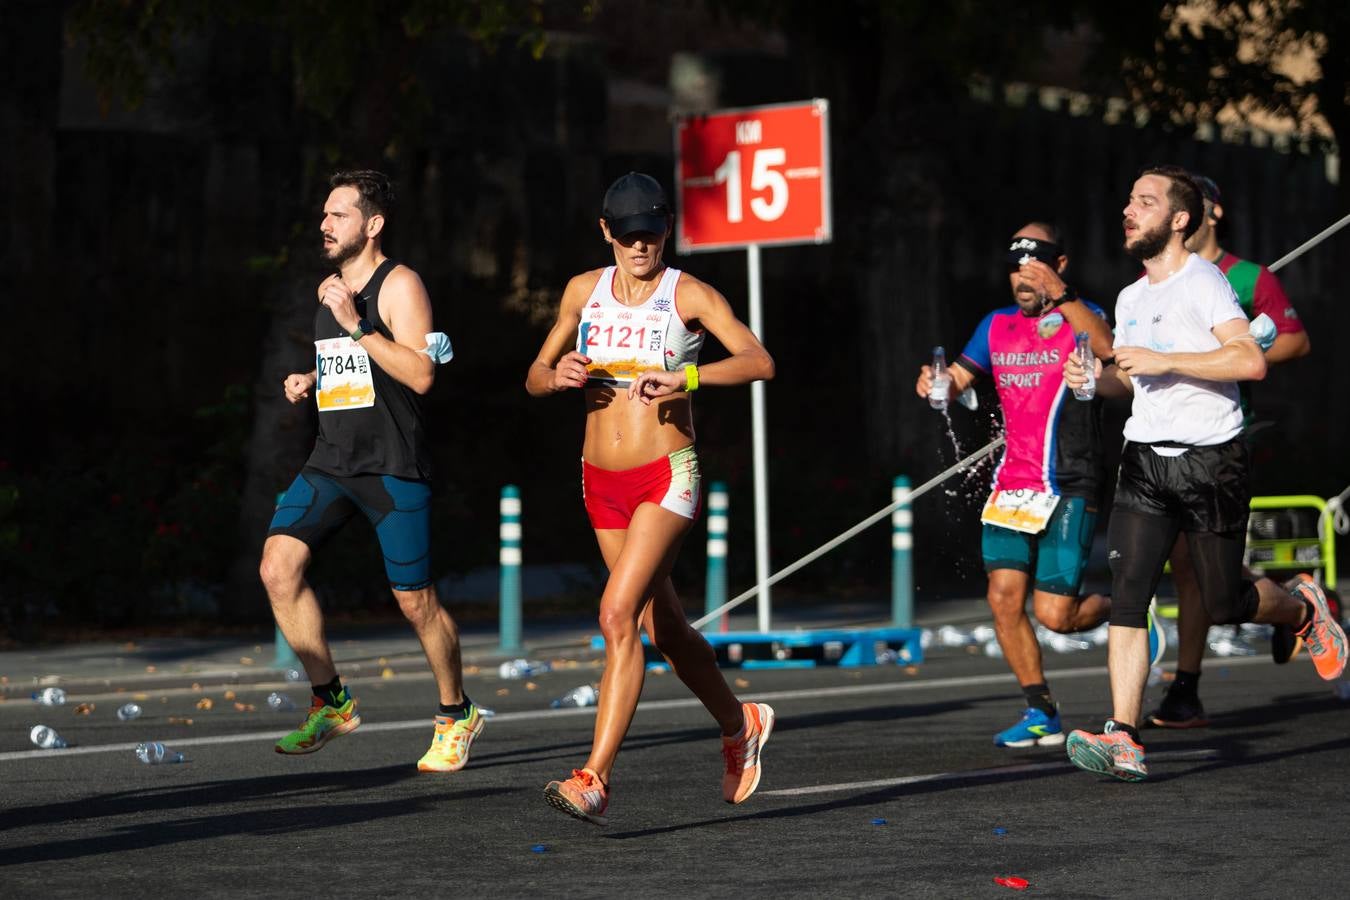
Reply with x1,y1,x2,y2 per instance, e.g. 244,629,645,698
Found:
1293,580,1348,681
1066,722,1147,782
722,702,775,804
544,768,609,825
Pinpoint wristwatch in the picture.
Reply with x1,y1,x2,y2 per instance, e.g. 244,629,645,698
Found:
1049,286,1076,308
350,318,374,341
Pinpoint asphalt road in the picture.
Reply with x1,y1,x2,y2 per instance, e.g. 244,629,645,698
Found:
2,645,1348,898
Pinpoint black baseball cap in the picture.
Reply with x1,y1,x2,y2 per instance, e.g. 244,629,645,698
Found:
1192,173,1222,205
602,172,671,238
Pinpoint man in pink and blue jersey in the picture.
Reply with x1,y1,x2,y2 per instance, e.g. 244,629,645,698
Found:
917,222,1130,748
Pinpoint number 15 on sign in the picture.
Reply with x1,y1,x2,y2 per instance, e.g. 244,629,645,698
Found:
676,99,831,253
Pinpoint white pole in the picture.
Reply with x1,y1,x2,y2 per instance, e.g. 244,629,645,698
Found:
747,243,771,633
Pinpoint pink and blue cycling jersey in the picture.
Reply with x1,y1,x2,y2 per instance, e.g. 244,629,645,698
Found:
952,303,1107,500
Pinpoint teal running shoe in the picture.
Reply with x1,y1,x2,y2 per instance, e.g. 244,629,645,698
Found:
1147,598,1167,667
993,707,1065,748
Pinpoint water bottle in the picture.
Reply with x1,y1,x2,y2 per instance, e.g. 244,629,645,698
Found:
32,687,66,706
30,724,69,749
1073,332,1096,400
135,741,185,765
499,658,550,680
266,692,295,712
550,684,598,708
284,669,303,682
929,346,951,411
116,702,143,722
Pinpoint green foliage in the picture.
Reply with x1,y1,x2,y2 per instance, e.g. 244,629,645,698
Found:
68,0,596,145
0,386,252,628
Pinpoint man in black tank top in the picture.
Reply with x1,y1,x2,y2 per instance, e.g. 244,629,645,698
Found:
261,170,483,772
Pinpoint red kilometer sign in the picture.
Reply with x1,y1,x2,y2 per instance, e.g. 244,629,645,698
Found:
675,99,832,253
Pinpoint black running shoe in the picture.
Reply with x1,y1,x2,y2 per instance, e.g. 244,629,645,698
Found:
1274,574,1315,665
1146,689,1209,729
1271,623,1301,665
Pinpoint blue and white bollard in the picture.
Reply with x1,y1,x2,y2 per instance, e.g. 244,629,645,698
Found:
499,485,523,654
892,476,913,628
705,482,729,632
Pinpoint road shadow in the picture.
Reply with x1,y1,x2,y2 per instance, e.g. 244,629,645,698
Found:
466,693,1004,771
0,762,510,842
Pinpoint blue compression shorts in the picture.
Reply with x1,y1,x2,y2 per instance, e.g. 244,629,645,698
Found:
268,468,433,591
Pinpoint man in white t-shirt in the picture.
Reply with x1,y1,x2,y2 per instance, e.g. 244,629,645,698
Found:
1060,165,1346,782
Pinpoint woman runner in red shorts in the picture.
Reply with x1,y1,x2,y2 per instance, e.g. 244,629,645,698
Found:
526,172,776,825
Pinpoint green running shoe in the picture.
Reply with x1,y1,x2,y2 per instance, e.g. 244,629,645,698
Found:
275,694,361,754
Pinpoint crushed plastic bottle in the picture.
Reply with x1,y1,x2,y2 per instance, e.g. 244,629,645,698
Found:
30,724,69,749
971,625,997,644
929,347,952,411
983,641,1005,659
1208,631,1257,657
550,684,598,709
136,741,185,765
936,625,977,647
116,703,143,722
875,648,900,665
499,658,550,680
32,687,66,706
266,692,295,712
1082,623,1110,646
284,669,303,682
1073,332,1096,400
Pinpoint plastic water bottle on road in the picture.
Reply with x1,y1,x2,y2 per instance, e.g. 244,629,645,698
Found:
32,687,66,706
136,742,185,765
30,725,69,749
1073,332,1095,400
551,684,597,708
499,659,550,679
266,692,295,712
116,703,143,722
929,346,951,411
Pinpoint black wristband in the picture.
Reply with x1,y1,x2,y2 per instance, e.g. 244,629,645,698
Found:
1050,287,1076,308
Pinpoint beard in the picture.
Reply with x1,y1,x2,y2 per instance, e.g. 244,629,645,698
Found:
1013,285,1044,316
324,232,366,266
1124,218,1172,261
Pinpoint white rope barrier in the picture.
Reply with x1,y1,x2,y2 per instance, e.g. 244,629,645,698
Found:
1322,484,1350,537
690,435,1006,631
1267,211,1350,273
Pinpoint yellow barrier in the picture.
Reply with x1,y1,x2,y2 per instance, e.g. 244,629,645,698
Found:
1245,495,1337,587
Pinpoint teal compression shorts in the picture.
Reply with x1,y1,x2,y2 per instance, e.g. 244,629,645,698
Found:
981,496,1096,596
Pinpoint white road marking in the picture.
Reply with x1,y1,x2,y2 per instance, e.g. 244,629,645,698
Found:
0,656,1269,763
759,749,1223,797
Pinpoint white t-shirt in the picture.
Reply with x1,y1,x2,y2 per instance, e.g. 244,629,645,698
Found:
1114,253,1248,447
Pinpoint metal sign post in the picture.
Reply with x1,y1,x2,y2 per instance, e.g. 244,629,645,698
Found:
676,99,832,633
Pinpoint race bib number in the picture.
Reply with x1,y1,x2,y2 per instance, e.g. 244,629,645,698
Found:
578,307,671,387
314,337,375,411
980,488,1061,534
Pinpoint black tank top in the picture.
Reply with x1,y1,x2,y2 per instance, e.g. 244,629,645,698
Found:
306,259,432,479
